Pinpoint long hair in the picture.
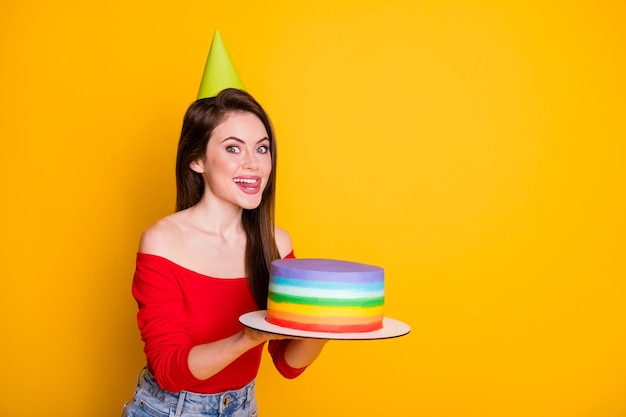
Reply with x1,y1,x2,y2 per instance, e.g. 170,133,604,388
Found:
175,88,280,308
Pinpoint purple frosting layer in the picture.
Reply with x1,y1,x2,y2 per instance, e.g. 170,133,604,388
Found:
271,258,383,283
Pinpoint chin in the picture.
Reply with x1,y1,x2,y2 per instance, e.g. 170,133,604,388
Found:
239,199,263,211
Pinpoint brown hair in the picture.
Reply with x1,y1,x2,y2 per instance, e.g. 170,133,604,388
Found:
175,88,280,308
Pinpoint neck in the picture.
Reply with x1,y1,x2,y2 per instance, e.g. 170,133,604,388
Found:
188,195,244,237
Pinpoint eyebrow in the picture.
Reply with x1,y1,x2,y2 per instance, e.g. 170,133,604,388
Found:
220,136,270,144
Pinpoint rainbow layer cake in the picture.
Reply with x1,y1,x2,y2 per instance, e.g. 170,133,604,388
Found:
266,258,385,333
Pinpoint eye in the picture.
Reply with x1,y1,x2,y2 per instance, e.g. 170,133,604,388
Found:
226,145,240,154
257,145,269,154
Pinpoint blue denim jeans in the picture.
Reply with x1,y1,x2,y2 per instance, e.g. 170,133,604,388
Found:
121,369,258,417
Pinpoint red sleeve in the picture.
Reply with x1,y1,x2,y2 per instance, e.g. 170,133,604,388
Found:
132,254,201,392
268,340,308,379
267,249,309,379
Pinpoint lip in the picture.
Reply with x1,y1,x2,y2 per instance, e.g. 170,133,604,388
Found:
233,176,263,195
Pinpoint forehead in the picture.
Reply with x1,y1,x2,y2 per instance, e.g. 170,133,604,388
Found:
210,111,268,142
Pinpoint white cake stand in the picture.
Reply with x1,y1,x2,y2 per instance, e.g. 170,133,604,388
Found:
239,310,410,340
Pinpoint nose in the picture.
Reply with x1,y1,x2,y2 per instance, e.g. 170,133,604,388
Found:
242,151,259,170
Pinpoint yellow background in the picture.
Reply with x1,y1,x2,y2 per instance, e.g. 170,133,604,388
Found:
1,1,625,416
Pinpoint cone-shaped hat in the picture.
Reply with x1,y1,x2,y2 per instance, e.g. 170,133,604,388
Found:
197,31,245,99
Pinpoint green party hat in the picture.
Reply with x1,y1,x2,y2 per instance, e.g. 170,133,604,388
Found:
197,30,245,99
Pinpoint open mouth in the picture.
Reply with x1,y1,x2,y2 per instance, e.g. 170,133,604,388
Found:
233,177,262,194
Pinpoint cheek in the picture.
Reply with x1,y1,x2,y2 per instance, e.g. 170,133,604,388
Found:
209,155,236,173
263,155,273,174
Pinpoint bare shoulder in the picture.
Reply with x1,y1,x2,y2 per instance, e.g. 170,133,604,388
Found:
138,213,185,257
274,226,293,258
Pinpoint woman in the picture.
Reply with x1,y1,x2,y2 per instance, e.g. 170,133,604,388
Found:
123,88,327,417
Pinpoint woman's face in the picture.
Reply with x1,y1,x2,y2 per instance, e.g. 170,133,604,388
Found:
191,111,272,210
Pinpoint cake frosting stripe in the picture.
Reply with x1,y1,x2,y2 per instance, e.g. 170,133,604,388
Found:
268,292,384,308
267,319,381,333
266,258,385,333
267,299,384,317
267,309,384,325
270,276,384,291
269,283,384,299
266,311,385,332
271,267,382,282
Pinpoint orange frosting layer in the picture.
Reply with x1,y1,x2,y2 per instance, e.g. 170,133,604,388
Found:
266,307,384,333
267,309,383,325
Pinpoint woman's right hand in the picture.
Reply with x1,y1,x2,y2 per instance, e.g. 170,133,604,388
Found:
242,326,292,344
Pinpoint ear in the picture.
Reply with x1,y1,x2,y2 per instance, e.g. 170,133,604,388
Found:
190,158,205,174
